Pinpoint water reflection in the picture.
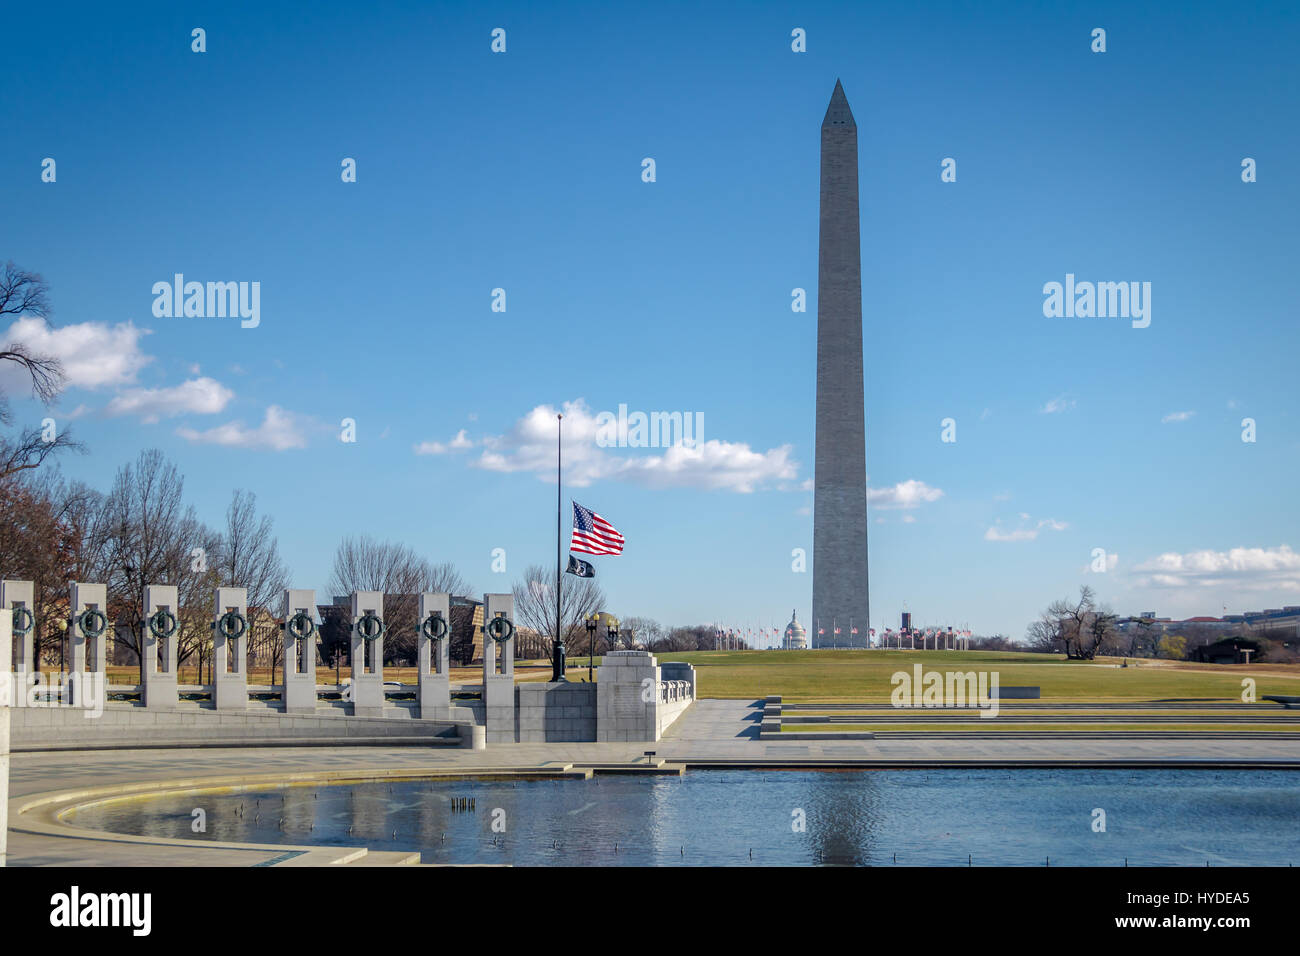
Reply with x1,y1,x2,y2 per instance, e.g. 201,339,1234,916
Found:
67,769,1300,867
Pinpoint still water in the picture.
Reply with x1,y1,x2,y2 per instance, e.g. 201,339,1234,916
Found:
67,769,1300,866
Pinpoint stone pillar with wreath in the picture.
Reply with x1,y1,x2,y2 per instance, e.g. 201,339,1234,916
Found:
482,592,516,743
143,584,180,710
213,586,249,710
282,589,318,714
349,590,386,718
417,592,451,720
68,582,107,708
1,580,35,682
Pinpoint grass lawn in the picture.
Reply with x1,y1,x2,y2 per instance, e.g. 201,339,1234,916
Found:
782,723,1300,734
94,649,1300,702
651,648,1300,702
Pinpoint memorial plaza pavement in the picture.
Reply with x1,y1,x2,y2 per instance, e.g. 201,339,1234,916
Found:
7,698,1300,866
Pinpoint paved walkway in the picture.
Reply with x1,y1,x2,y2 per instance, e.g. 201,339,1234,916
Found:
7,698,1300,865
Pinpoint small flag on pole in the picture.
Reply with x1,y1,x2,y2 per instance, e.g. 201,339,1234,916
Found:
571,501,624,555
565,555,595,578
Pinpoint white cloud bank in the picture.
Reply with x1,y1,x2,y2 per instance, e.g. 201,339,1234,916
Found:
105,377,234,423
430,400,796,492
1133,545,1300,592
414,429,474,455
985,515,1069,542
177,405,310,451
868,479,943,510
1,317,152,390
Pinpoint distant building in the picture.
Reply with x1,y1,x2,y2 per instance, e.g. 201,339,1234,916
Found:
1193,638,1264,665
783,610,808,650
1119,606,1300,640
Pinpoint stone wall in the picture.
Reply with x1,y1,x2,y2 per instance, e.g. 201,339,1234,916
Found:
516,681,596,742
9,702,469,750
596,651,695,742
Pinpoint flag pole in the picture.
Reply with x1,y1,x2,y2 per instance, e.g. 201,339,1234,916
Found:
554,412,566,681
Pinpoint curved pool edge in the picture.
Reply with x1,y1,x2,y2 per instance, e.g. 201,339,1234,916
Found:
8,763,597,866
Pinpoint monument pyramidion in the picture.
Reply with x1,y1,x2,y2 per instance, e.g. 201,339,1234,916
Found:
811,79,869,649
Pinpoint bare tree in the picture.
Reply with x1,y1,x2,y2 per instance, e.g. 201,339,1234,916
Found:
1028,586,1118,660
215,490,288,682
621,616,663,651
326,535,471,663
0,262,81,478
97,450,218,681
0,473,69,669
1024,617,1061,654
512,564,605,659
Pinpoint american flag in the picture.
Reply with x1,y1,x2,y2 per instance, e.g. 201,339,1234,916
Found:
570,501,624,555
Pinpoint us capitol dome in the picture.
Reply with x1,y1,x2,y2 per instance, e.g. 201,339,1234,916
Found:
783,610,808,650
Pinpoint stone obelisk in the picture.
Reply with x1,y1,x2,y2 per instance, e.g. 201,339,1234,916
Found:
812,79,869,649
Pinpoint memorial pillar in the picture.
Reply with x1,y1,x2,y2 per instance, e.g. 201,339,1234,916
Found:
417,592,451,721
68,582,107,709
349,591,385,718
282,589,318,714
0,610,10,866
213,586,249,710
482,593,515,743
1,581,35,686
143,584,180,710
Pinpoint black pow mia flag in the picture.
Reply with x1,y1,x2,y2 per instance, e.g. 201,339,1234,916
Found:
566,555,595,578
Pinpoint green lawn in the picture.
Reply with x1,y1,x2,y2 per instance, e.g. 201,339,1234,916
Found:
651,648,1300,702
781,723,1300,734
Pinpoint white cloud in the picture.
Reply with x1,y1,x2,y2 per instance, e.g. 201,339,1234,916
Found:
1133,545,1300,592
177,405,310,451
104,377,233,423
985,515,1069,542
1040,395,1076,414
415,428,475,455
985,526,1038,542
1,317,152,390
1161,410,1195,423
1084,552,1120,573
980,408,992,421
868,479,943,510
901,514,916,524
469,400,797,492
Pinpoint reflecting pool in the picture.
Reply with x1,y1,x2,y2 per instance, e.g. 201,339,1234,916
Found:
66,769,1300,866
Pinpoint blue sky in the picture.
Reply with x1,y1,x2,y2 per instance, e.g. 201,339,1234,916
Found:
3,0,1298,641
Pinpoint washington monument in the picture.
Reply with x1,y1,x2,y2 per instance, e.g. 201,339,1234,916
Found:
812,79,869,649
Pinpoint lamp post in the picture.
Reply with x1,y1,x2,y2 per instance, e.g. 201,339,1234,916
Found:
586,614,598,682
607,619,620,659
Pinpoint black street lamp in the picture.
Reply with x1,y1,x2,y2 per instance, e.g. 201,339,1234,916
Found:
607,619,620,656
585,614,598,682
